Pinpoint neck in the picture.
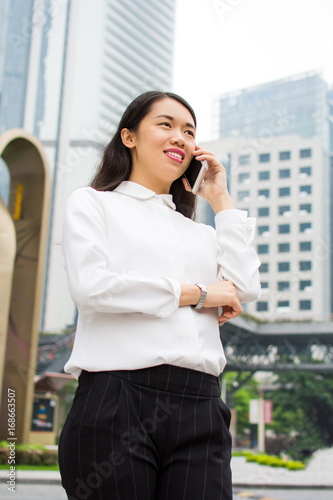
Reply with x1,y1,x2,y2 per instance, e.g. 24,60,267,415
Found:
129,171,171,195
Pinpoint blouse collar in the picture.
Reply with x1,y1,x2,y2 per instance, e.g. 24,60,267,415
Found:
114,181,176,211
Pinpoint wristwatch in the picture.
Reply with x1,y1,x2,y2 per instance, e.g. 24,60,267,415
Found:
192,283,208,310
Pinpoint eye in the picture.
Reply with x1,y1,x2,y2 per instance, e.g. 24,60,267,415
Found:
159,122,171,128
185,129,195,138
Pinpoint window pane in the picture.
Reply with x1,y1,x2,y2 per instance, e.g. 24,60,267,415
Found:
278,224,290,234
238,190,250,201
258,207,270,217
279,151,291,160
299,300,312,310
258,171,270,180
279,205,291,215
299,203,312,213
278,262,290,272
258,189,270,198
258,244,269,254
259,153,270,163
279,169,291,178
300,222,312,232
300,185,312,194
278,281,290,291
278,300,290,307
300,280,312,291
239,173,250,183
257,301,268,311
279,187,291,197
239,154,250,165
261,282,269,289
300,166,312,176
300,148,312,158
258,225,270,235
299,241,312,251
300,261,312,271
260,263,269,272
278,243,290,252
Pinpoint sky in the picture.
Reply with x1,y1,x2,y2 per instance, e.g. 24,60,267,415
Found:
172,0,333,142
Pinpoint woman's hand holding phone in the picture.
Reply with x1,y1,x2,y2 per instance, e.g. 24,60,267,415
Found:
183,146,234,213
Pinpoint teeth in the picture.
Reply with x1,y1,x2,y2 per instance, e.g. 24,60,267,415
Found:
167,151,183,160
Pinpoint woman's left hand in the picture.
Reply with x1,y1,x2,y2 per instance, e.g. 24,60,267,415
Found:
183,147,234,213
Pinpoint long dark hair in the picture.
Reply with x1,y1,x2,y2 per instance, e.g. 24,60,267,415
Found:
90,91,197,219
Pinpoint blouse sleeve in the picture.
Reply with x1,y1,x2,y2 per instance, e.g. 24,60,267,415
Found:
214,209,261,303
61,188,181,318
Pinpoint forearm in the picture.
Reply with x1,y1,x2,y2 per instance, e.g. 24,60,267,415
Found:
179,284,201,307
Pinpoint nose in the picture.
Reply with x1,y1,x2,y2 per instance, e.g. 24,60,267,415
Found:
170,131,185,147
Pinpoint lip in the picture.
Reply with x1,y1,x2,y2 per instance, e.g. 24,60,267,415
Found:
164,148,185,164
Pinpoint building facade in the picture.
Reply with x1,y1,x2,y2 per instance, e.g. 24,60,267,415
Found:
0,0,176,331
203,72,332,321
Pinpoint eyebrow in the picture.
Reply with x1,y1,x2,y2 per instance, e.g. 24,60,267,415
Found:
154,114,196,130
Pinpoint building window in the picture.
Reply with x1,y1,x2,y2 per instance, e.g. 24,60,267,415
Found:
278,281,290,291
261,282,269,289
278,224,290,234
258,244,269,254
257,301,268,312
279,187,291,197
300,166,312,176
258,225,270,236
258,207,270,217
279,205,291,216
299,241,312,251
279,151,291,161
239,154,250,165
258,189,270,199
300,185,312,195
278,262,290,272
300,261,312,271
239,173,250,184
299,300,312,310
259,153,270,163
278,300,290,308
278,243,290,252
299,203,312,214
258,171,270,181
260,263,269,273
300,148,312,158
300,280,312,291
238,190,250,201
279,169,291,178
300,222,312,233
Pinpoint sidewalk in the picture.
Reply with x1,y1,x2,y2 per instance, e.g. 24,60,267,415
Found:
1,448,333,488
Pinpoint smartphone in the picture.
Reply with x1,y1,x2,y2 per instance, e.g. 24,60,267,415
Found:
184,158,208,194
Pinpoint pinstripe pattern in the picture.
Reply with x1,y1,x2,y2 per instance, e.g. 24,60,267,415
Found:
58,365,232,500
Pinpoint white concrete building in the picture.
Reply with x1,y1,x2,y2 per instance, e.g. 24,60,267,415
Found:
200,134,331,321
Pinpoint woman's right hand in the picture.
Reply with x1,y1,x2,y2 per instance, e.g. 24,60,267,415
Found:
203,280,243,325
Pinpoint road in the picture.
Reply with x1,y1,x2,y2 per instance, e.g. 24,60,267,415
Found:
1,484,333,500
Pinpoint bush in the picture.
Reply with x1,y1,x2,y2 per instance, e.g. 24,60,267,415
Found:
234,450,306,471
0,441,58,466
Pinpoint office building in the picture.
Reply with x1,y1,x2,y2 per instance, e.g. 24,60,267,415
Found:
0,0,176,331
203,71,332,321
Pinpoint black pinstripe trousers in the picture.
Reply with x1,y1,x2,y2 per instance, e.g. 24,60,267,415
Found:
58,364,233,500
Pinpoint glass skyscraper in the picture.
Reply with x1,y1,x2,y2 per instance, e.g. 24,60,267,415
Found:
0,0,177,331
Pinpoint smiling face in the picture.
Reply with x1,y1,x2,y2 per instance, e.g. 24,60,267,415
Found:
121,98,197,194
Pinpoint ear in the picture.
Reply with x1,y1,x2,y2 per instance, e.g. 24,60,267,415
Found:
120,128,136,149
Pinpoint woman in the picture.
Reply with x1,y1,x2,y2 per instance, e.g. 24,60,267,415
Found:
58,91,261,500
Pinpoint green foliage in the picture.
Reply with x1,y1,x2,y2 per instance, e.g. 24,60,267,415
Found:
233,451,305,470
265,371,333,461
0,442,58,466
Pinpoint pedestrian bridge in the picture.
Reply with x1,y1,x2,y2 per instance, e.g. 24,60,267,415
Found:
220,317,333,372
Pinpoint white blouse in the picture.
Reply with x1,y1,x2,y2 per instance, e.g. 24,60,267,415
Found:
62,181,261,379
